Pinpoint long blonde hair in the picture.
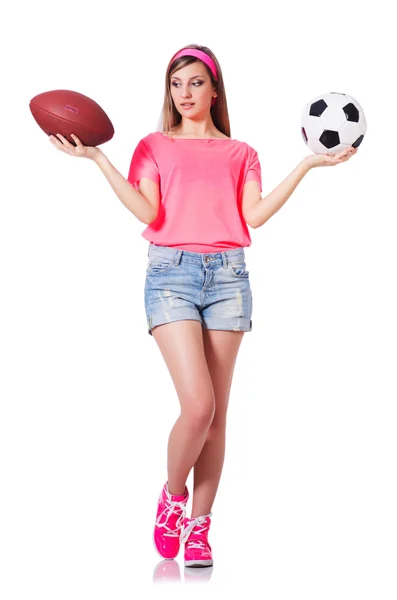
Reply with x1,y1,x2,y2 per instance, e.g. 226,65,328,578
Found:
156,44,231,138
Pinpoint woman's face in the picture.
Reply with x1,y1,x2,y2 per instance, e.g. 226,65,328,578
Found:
170,61,217,116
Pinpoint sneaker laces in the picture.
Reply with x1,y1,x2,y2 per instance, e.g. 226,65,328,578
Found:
156,497,187,538
185,538,208,551
180,513,212,545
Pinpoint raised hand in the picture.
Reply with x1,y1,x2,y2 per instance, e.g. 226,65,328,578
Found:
49,133,103,161
304,146,358,169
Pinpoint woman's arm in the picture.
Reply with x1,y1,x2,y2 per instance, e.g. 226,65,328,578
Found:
94,153,155,225
49,133,156,225
251,147,357,228
250,159,310,228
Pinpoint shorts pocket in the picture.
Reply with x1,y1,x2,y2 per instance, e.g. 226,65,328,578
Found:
229,261,249,278
146,256,175,275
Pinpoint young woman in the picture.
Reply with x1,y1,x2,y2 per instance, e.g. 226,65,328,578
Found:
49,44,357,569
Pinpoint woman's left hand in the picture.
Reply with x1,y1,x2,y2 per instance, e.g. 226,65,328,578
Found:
304,146,358,169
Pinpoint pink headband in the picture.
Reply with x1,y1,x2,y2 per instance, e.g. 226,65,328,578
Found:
170,48,218,106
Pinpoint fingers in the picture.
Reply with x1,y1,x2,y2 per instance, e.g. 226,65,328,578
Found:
339,147,357,161
71,134,83,146
56,133,73,146
49,134,69,152
327,147,357,164
49,133,81,154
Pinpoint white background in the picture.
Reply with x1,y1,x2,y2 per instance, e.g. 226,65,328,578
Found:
1,0,396,597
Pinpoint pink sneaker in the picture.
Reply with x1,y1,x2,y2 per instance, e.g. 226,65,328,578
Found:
153,481,189,560
180,512,213,567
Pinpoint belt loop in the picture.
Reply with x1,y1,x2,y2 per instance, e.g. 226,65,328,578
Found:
222,251,228,269
174,249,182,266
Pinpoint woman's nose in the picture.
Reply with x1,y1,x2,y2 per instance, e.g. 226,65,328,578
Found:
181,88,193,98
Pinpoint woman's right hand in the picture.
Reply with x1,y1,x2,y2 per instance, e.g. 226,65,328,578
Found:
49,133,103,161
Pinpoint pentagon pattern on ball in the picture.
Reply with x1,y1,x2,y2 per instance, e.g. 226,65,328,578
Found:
300,92,367,155
309,99,327,117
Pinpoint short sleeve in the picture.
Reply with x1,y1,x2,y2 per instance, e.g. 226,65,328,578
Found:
244,145,262,192
127,139,160,191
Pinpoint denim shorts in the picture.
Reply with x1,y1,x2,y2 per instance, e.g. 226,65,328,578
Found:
144,243,253,336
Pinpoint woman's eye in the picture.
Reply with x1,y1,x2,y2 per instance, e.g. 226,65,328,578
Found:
172,81,203,87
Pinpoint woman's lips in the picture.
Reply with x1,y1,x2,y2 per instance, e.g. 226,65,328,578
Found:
181,103,195,109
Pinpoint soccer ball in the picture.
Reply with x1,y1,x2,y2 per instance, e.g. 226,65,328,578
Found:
301,92,367,155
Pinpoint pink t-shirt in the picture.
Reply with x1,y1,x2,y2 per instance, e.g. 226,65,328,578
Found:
127,131,262,253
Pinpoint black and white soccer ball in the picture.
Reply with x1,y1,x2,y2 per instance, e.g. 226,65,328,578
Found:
301,92,367,155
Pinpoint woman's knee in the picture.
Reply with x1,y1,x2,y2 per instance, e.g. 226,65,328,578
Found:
181,396,215,429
